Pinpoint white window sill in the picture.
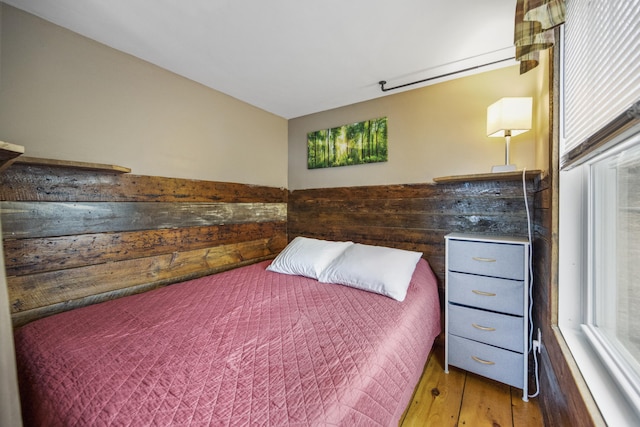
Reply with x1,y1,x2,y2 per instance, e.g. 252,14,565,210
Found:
560,325,640,426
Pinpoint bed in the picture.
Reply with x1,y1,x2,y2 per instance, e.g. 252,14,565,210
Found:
14,238,441,426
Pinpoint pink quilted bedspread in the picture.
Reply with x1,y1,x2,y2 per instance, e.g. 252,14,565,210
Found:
15,259,440,426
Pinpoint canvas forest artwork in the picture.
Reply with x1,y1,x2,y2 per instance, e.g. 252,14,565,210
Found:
307,117,388,169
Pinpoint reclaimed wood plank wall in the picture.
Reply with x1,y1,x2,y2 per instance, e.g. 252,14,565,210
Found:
288,178,538,301
1,164,538,331
0,163,287,327
533,176,598,426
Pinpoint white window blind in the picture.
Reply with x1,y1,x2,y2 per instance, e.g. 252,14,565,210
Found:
562,0,640,167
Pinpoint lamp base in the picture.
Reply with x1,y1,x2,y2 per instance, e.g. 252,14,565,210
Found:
492,164,517,173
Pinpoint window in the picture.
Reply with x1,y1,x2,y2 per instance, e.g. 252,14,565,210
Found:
589,139,640,363
560,124,640,425
559,0,640,424
560,125,640,426
583,129,640,413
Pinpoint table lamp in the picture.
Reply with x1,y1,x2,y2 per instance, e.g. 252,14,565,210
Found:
486,97,532,172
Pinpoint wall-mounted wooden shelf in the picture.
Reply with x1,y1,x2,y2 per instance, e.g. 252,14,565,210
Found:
433,170,542,184
1,144,131,174
15,156,131,173
0,142,25,173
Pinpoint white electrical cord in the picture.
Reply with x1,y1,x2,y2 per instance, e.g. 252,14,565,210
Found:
522,167,540,398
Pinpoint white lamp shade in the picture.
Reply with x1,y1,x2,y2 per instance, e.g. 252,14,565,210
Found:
486,97,532,137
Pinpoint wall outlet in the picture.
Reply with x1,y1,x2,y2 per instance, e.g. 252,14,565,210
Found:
532,328,542,354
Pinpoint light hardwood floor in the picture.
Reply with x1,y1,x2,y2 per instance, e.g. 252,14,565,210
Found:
400,346,544,426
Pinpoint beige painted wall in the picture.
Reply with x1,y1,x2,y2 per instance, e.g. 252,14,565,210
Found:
288,63,547,190
0,5,288,188
0,4,550,192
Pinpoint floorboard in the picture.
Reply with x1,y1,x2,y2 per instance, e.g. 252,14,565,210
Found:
401,346,544,427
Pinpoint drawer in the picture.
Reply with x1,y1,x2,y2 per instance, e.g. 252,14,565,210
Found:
448,271,524,315
448,304,524,352
448,239,525,280
448,334,524,389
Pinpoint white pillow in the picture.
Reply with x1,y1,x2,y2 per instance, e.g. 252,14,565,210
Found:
267,236,353,279
318,243,422,302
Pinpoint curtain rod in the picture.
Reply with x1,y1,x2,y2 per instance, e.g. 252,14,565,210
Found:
378,57,515,92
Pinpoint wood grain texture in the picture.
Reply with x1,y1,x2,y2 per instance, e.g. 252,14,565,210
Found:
1,201,286,239
533,175,601,426
4,222,286,277
289,179,538,369
538,336,574,427
288,179,536,290
1,164,287,326
9,239,275,313
542,327,605,426
400,346,544,427
9,256,267,328
458,373,512,427
0,163,287,203
400,349,464,426
512,387,545,427
433,169,542,183
290,181,535,200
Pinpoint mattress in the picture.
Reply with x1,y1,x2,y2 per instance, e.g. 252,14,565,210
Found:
14,259,440,426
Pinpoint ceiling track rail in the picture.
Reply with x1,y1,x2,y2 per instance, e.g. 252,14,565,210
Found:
378,57,515,92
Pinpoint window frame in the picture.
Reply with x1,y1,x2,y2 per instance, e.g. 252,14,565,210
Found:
558,133,640,426
558,22,640,422
584,129,640,411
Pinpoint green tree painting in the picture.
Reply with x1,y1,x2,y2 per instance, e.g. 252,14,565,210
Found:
307,117,388,169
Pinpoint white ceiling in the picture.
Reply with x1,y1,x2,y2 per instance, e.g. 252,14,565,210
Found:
5,0,518,119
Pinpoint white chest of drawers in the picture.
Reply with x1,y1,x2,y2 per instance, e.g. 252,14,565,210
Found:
444,232,530,401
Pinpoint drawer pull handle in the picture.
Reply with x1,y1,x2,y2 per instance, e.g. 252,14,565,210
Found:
472,323,496,331
472,256,497,263
472,290,497,297
471,356,496,365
